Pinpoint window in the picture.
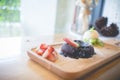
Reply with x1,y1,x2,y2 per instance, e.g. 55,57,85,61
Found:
0,0,21,37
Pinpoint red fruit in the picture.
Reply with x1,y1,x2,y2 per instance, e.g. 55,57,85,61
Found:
35,43,58,62
48,46,54,53
63,38,79,47
46,51,57,62
40,43,48,51
36,49,44,55
42,46,54,58
42,46,57,62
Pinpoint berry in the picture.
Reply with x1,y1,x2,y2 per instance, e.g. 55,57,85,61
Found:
33,43,58,62
40,43,48,51
42,46,57,62
36,49,44,55
46,51,58,62
42,46,54,58
63,38,79,48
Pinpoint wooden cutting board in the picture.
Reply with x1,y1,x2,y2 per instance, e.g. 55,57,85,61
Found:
27,40,120,79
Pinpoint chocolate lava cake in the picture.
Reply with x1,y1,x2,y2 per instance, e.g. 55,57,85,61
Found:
95,17,119,37
60,40,95,59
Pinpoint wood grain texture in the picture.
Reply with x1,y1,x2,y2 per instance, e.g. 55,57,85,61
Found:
27,40,120,79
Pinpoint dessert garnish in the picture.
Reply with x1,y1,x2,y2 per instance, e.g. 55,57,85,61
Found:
63,38,79,48
83,27,104,47
32,43,58,62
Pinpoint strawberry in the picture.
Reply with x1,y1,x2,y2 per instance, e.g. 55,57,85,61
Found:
48,46,54,53
46,51,58,62
63,38,79,48
42,46,57,62
33,43,58,62
42,46,54,58
36,49,44,55
40,43,48,51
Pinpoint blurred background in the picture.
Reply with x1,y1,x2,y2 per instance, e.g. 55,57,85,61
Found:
0,0,120,37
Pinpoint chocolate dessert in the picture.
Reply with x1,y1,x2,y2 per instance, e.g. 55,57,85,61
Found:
60,39,95,59
100,23,119,37
95,17,108,30
95,17,119,37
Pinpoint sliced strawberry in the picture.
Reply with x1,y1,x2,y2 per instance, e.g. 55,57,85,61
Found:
52,50,58,58
42,46,54,58
42,46,57,62
63,38,79,47
36,49,44,55
40,43,48,51
46,51,57,62
48,46,54,53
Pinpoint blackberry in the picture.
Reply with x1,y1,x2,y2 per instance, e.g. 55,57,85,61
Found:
60,40,95,59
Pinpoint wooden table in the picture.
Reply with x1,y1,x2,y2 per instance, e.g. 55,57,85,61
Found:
0,34,120,80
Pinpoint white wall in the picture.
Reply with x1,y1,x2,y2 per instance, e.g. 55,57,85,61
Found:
102,0,120,28
21,0,57,36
